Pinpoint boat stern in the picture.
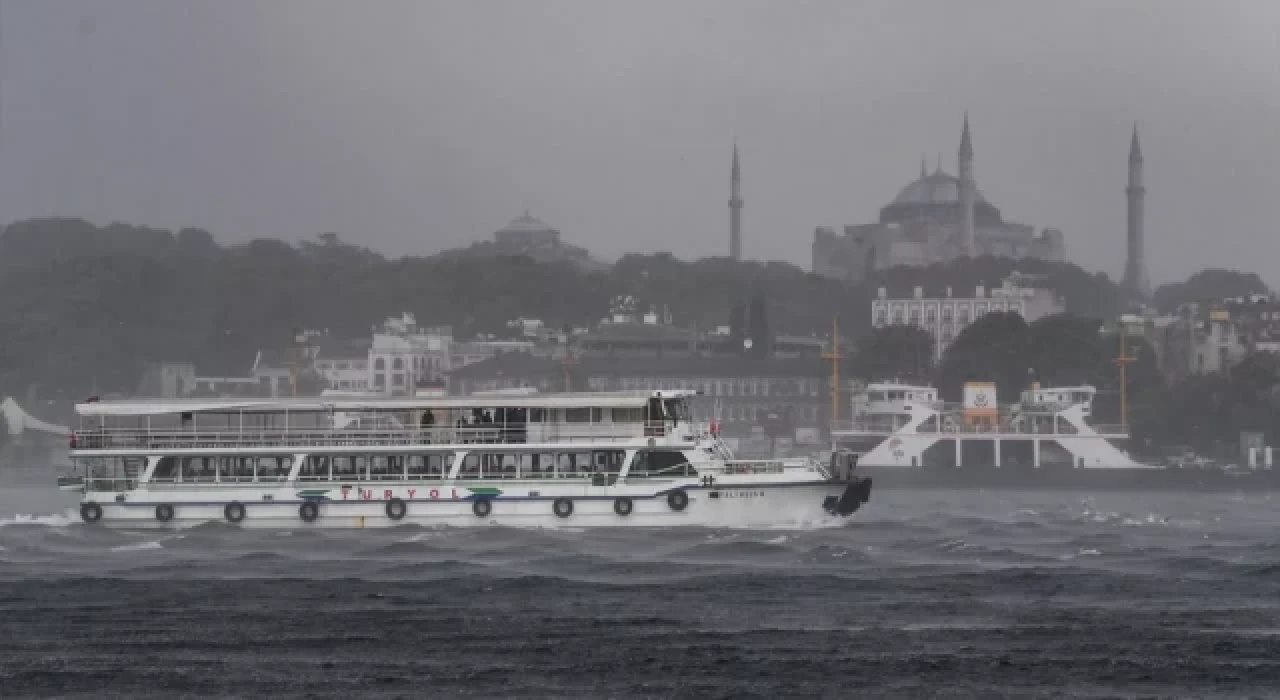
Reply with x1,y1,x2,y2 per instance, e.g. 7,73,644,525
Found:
822,477,873,516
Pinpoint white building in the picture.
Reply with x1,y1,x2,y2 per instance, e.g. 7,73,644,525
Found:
871,274,1065,361
314,356,370,392
367,313,453,395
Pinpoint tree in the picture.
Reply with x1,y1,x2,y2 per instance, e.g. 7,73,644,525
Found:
935,311,1030,401
851,325,935,381
1154,269,1270,312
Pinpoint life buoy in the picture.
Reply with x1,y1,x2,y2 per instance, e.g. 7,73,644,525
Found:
613,497,633,516
553,497,574,518
224,502,246,523
472,498,492,518
155,503,174,522
80,501,103,523
385,498,407,521
667,489,689,512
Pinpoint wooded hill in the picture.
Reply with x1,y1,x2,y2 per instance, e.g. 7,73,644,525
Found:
0,218,1268,407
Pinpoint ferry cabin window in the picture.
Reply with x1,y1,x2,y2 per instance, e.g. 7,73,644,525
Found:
406,454,447,478
565,407,603,423
632,450,694,476
371,455,406,480
612,407,645,423
301,456,330,481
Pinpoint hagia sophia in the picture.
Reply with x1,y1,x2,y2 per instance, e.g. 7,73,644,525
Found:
809,115,1066,282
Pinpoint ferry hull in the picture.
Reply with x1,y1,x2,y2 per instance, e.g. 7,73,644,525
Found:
859,465,1280,491
75,481,869,529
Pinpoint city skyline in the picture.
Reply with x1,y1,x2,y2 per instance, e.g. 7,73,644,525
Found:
0,1,1277,288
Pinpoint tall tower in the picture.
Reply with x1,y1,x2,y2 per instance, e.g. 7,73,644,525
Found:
957,113,976,258
729,143,743,261
1122,124,1150,297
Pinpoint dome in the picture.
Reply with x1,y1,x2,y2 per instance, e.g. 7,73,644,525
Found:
879,170,1003,226
889,171,987,207
498,214,557,234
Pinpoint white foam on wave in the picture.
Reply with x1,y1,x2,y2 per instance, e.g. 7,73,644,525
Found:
0,511,77,528
110,540,164,552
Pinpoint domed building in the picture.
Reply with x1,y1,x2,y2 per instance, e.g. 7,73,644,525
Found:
440,213,608,272
813,117,1065,281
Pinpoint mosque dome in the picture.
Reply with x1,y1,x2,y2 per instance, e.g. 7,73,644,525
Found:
879,170,1003,226
497,214,557,235
889,171,987,208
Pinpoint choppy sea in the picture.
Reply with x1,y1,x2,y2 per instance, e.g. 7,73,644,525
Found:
3,464,1280,699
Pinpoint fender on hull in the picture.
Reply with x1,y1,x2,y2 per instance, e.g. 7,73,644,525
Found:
77,483,860,529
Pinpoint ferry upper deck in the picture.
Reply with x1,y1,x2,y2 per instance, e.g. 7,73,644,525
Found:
71,390,706,452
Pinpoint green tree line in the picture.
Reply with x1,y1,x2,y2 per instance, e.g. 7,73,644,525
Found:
0,217,1269,411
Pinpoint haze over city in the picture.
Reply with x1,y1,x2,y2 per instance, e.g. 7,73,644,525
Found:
1,0,1278,285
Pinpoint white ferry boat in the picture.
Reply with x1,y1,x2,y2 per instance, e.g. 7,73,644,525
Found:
828,380,1190,489
61,390,872,528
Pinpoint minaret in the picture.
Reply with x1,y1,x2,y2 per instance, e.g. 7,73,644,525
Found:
957,113,976,257
1122,124,1150,297
729,143,743,261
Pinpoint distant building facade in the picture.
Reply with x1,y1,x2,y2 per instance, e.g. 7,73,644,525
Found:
870,274,1066,361
1140,295,1280,381
813,116,1066,281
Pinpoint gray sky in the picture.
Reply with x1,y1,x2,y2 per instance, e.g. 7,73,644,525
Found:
1,0,1278,287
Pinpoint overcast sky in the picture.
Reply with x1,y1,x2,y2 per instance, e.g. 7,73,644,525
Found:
1,0,1278,287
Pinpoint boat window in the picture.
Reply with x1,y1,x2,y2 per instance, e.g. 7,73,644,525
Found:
301,456,330,481
528,408,546,423
594,450,625,474
332,456,360,480
371,455,404,480
181,457,216,483
152,456,179,482
256,456,292,481
569,451,592,475
565,408,599,423
460,454,481,478
76,456,143,492
525,452,554,478
631,450,694,476
612,407,645,423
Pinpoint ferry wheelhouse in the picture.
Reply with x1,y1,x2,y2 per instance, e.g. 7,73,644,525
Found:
833,380,1153,471
63,390,871,528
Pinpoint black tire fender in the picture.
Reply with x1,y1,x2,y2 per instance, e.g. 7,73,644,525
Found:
155,503,175,522
385,498,407,521
553,497,574,518
472,498,492,518
667,489,689,512
613,497,634,516
80,501,103,523
224,501,246,523
298,501,319,523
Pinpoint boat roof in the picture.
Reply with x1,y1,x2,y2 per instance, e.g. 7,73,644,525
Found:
76,390,698,417
865,382,935,392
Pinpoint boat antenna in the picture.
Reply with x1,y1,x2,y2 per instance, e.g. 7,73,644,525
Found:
821,314,842,432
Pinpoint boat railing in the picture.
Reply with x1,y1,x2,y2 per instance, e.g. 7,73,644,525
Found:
70,424,648,450
719,460,789,475
833,419,1120,436
84,478,137,492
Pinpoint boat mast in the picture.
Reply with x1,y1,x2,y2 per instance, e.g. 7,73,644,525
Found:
822,314,842,432
1114,321,1133,432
